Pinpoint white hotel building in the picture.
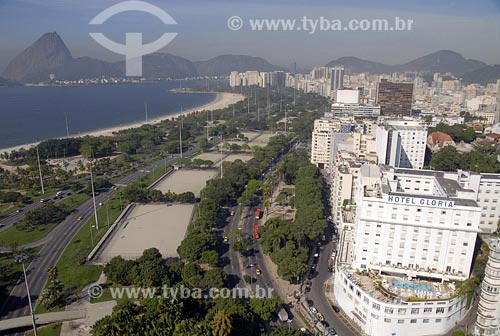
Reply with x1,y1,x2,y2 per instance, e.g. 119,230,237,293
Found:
334,165,481,336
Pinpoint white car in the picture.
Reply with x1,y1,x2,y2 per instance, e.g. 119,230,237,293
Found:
309,306,317,314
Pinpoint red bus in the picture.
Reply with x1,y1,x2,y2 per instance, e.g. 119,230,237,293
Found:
255,208,262,219
253,225,260,239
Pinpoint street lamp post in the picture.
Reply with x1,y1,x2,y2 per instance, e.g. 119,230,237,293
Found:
22,262,38,336
89,159,99,230
35,144,44,195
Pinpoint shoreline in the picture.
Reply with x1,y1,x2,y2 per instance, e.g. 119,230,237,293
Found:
0,92,245,155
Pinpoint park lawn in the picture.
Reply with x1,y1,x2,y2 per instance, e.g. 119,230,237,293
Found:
26,323,61,336
58,192,90,212
0,222,57,246
0,193,90,247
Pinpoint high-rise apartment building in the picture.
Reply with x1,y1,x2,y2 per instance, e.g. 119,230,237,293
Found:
377,79,414,116
375,119,427,169
310,117,353,171
245,71,260,86
330,66,345,93
229,71,241,87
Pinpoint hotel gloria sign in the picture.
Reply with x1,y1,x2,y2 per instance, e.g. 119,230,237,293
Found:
386,195,454,208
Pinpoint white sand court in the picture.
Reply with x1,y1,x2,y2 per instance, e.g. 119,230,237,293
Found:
248,132,274,147
99,204,194,261
154,169,217,197
192,152,223,164
224,154,253,162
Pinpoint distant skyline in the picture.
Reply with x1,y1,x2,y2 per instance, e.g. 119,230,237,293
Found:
1,0,499,72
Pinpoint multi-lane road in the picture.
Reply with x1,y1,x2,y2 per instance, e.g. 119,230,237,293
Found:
0,155,176,325
308,236,355,336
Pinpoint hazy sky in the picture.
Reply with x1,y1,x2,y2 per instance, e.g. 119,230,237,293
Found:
0,0,499,72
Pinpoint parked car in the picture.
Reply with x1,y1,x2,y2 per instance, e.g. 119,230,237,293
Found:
316,312,324,322
326,326,337,335
309,307,317,314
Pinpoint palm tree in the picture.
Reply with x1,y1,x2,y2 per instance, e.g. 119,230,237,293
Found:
211,310,232,336
263,199,271,216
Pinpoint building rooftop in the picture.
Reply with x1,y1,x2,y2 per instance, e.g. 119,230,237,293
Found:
480,173,500,180
341,267,457,304
380,167,480,207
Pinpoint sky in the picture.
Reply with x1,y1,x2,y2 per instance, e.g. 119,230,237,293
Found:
0,0,499,72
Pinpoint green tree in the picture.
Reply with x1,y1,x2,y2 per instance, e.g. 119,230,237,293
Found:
269,326,304,336
204,268,228,289
104,256,136,285
249,297,281,321
134,248,168,287
201,250,219,267
39,266,64,309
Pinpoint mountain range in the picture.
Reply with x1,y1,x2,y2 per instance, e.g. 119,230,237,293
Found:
326,50,488,77
2,32,497,84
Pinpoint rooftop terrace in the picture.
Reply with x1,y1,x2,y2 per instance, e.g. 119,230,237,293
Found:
342,268,457,304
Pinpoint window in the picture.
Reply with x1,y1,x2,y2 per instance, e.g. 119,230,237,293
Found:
398,308,407,315
436,318,442,323
398,319,404,324
423,319,430,323
411,319,417,324
436,307,445,314
411,308,419,315
385,307,394,314
384,318,391,323
423,308,432,313
373,303,381,311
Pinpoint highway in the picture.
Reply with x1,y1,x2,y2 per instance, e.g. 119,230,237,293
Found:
0,155,176,329
0,194,67,233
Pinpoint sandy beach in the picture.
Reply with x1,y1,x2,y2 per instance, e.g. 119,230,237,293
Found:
0,91,245,154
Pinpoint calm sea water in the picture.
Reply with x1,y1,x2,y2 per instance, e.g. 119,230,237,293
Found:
0,81,215,149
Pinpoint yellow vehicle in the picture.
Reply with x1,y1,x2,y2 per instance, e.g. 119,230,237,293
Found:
77,216,83,221
256,268,262,276
223,236,229,243
316,312,325,322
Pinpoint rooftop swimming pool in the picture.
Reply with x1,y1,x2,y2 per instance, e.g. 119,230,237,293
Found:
392,280,433,292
